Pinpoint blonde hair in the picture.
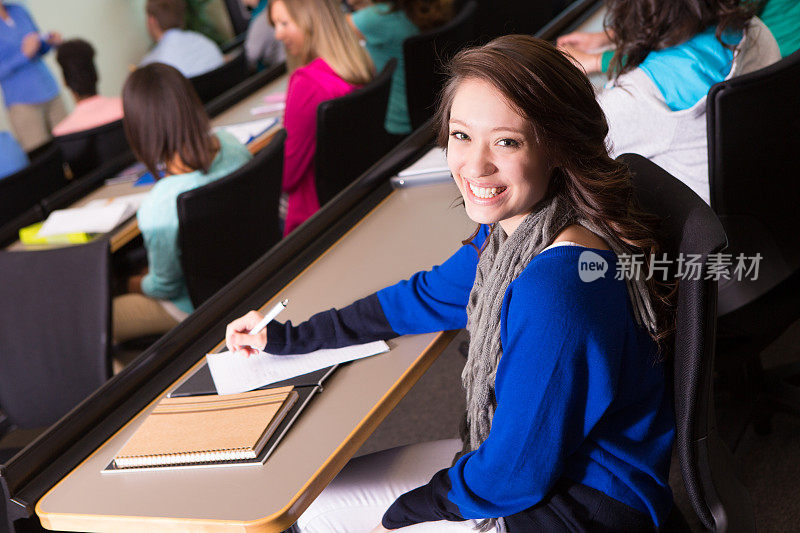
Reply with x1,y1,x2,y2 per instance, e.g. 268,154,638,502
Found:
269,0,374,85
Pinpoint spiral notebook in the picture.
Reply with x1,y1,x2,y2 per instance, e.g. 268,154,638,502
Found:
106,386,297,471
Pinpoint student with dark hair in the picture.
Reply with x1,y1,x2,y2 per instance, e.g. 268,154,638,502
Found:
0,1,65,151
140,0,224,78
51,39,123,136
114,63,251,344
557,0,780,204
268,0,374,235
227,35,677,532
347,0,452,135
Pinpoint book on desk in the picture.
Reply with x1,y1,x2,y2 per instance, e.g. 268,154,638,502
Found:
102,364,338,473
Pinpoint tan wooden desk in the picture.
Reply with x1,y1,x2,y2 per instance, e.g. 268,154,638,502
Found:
36,180,473,532
9,73,289,254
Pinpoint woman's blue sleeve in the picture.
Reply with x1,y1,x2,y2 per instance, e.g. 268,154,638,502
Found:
376,226,487,335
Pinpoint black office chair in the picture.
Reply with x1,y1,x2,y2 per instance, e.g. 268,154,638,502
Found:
403,0,477,130
189,50,249,104
314,59,396,207
0,144,67,228
177,130,285,308
0,238,111,448
621,153,754,532
53,119,129,178
706,49,800,434
470,0,570,41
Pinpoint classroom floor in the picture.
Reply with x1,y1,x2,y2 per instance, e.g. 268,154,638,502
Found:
360,323,800,533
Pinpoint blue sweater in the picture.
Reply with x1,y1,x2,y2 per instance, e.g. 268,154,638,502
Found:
267,225,674,529
0,4,59,106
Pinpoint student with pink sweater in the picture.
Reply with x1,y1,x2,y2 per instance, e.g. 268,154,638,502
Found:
269,0,374,235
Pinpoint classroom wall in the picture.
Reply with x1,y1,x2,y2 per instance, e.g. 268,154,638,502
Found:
0,0,235,134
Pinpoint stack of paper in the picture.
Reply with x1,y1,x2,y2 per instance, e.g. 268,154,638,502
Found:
391,148,451,188
216,117,279,145
207,340,391,395
37,192,149,237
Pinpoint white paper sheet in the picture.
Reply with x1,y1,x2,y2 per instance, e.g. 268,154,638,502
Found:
206,340,390,395
215,117,279,145
397,147,449,177
37,192,149,236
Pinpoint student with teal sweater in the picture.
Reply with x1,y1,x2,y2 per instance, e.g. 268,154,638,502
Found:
347,0,451,135
114,63,252,345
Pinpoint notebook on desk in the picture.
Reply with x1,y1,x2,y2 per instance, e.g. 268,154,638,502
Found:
103,385,315,473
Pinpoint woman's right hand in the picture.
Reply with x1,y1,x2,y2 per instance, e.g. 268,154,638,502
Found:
21,33,41,58
556,31,611,52
226,310,268,355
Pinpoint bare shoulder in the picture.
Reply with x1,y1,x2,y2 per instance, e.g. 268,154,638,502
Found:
553,224,610,250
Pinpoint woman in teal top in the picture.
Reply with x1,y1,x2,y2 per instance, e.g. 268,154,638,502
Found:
348,0,451,135
113,63,252,346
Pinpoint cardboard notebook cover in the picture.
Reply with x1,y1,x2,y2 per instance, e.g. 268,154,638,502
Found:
109,386,297,470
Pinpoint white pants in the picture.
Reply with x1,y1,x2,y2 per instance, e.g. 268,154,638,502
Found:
297,439,504,533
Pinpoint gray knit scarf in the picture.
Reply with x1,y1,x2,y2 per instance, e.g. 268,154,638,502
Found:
460,193,657,532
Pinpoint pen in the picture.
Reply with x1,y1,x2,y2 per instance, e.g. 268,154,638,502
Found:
248,299,289,336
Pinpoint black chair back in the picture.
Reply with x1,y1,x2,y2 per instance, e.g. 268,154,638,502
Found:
403,0,477,130
314,59,396,206
622,153,754,532
0,239,111,429
472,0,569,41
178,131,285,308
707,49,800,315
0,144,67,228
53,119,128,178
189,51,249,104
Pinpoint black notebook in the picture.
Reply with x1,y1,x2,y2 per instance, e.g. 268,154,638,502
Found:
168,363,338,398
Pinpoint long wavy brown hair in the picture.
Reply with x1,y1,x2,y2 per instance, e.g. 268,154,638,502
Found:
605,0,755,77
434,34,677,349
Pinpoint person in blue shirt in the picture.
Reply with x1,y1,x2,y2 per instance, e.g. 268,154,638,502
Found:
226,35,677,532
0,2,65,151
140,0,224,78
0,130,27,178
114,63,251,346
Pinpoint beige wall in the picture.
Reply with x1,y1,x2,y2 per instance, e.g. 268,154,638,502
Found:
0,0,235,134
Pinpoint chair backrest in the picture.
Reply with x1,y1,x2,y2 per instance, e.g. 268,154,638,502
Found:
471,0,569,41
403,0,477,130
53,119,128,178
0,239,111,429
707,49,800,314
314,59,396,207
222,0,251,36
177,130,285,308
0,144,67,228
621,153,754,532
189,51,249,104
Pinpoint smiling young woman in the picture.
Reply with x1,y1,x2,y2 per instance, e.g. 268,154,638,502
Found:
227,35,676,532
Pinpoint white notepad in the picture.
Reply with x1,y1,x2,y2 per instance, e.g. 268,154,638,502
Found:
37,192,149,237
397,147,449,177
215,117,279,145
207,340,390,395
